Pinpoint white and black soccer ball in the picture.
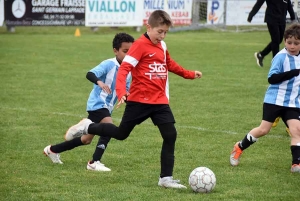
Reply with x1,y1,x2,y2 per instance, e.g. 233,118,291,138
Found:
188,167,216,193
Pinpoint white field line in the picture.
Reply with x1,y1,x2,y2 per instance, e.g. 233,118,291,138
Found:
1,106,289,139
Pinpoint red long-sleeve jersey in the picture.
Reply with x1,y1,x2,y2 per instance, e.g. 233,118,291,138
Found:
116,34,195,104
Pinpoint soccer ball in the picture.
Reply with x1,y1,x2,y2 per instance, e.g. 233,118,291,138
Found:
188,167,216,193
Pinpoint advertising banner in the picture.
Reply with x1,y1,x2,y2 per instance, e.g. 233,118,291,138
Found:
206,0,225,25
143,0,193,25
226,0,266,25
85,0,143,27
206,0,266,26
5,0,85,26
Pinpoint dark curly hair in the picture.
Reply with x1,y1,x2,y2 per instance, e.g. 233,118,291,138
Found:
112,33,134,50
284,24,300,40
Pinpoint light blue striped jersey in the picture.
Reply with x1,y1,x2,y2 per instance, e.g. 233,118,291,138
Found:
264,48,300,108
87,58,131,113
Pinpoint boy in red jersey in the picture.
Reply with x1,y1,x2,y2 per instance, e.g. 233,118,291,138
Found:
65,10,202,188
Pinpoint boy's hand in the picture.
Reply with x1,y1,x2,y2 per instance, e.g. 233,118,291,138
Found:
97,81,112,94
194,71,202,78
116,92,130,109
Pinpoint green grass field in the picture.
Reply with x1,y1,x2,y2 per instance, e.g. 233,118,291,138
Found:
0,26,299,201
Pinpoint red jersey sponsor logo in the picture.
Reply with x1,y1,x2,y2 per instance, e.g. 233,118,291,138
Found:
145,62,167,79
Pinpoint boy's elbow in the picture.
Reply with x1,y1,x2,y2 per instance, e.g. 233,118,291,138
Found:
268,78,273,84
268,77,276,84
86,71,94,80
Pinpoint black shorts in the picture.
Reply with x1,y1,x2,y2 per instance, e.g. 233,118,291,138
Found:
121,101,175,126
263,103,300,125
87,108,111,123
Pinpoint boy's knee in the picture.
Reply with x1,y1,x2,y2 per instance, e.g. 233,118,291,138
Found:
112,130,129,140
115,135,128,141
164,129,177,138
159,123,177,142
81,135,94,144
289,126,300,137
81,139,92,144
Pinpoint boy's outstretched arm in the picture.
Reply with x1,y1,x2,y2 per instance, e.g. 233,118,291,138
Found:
268,69,300,84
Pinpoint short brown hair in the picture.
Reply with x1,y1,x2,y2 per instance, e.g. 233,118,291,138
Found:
148,10,173,28
284,24,300,40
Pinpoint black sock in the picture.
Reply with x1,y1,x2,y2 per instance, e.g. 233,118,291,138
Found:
50,137,84,153
291,146,300,164
92,146,105,162
239,133,257,150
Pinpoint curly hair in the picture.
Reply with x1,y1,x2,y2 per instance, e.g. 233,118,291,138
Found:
112,33,134,50
284,24,300,40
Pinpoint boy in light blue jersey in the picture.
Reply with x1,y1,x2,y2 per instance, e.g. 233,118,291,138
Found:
86,58,131,114
43,33,134,171
230,24,300,173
